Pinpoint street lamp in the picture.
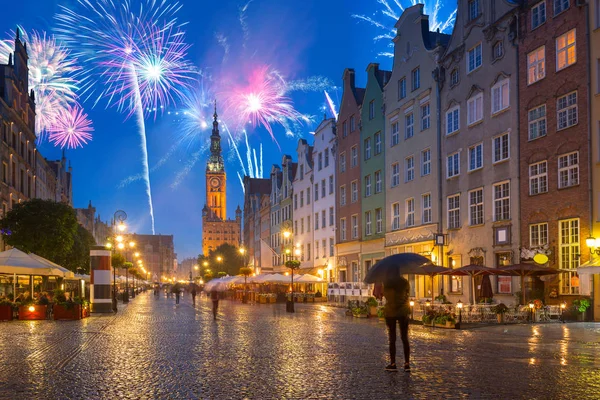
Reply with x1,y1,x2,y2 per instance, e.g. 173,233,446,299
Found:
456,300,463,329
409,300,415,321
560,302,566,323
111,210,128,312
529,302,535,323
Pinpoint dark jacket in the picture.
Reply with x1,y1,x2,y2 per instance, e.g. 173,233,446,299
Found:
383,278,411,318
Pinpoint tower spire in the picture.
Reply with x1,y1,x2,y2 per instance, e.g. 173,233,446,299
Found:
207,99,223,172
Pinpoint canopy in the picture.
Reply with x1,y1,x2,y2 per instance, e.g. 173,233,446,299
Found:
74,274,91,283
253,273,290,284
499,263,564,304
29,253,75,279
440,265,504,305
577,260,600,275
0,248,66,277
295,274,326,283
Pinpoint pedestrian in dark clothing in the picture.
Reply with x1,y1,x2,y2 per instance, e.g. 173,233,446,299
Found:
191,288,197,306
383,277,411,372
210,289,219,320
175,290,180,304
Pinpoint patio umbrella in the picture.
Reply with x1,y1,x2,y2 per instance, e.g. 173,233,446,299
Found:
420,265,447,301
0,248,65,276
295,274,326,283
29,253,75,279
440,264,502,304
479,274,494,301
498,264,563,305
364,253,434,285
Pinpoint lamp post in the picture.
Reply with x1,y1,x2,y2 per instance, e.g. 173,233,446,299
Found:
529,302,535,323
109,211,128,312
239,248,250,304
456,300,463,329
560,302,566,323
409,300,415,321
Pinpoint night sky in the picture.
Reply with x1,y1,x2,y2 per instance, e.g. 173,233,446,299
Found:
2,0,456,260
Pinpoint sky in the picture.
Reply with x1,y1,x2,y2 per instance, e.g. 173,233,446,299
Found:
2,0,456,261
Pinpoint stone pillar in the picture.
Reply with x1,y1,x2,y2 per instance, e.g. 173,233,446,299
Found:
90,246,112,313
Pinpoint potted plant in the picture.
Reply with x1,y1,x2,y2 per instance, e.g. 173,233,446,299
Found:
491,303,509,324
572,298,591,321
0,298,14,321
435,294,447,304
365,297,379,316
53,290,83,320
352,304,369,318
377,306,385,321
433,311,456,328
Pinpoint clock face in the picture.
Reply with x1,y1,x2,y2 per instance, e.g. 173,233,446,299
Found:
210,178,220,188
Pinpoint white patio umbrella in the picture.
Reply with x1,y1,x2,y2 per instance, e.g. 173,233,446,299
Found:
28,253,75,279
260,273,290,284
295,274,326,283
0,248,65,276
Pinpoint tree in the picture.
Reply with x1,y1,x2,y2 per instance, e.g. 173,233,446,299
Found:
112,253,125,269
0,199,79,268
203,243,244,276
239,267,253,304
64,225,96,273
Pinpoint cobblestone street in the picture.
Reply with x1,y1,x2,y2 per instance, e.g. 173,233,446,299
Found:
0,293,599,399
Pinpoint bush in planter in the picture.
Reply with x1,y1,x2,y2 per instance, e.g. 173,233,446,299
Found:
0,299,14,320
315,290,322,298
422,309,437,324
377,307,385,319
491,303,509,315
573,298,591,313
365,297,378,307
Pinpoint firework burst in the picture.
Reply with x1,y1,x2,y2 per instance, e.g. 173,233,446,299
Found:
48,105,93,149
353,0,456,57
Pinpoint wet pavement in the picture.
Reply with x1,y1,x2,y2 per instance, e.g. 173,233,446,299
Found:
0,292,599,399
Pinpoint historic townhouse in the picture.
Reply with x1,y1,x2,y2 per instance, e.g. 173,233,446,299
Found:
292,138,314,271
279,155,296,268
242,177,271,273
384,5,449,299
589,0,600,320
259,190,272,273
268,165,283,272
440,0,520,304
518,0,591,303
336,69,364,284
360,64,390,279
312,118,337,281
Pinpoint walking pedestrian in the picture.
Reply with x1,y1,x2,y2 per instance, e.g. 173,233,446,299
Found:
175,289,180,304
210,289,219,320
191,287,197,306
383,277,411,372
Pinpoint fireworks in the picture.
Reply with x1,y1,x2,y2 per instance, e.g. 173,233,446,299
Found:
48,105,93,149
353,0,457,57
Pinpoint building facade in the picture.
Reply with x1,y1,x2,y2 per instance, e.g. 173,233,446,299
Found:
75,200,111,245
336,68,365,284
129,234,175,281
440,0,520,304
279,155,296,268
292,139,314,270
243,176,271,272
590,0,600,320
201,103,241,256
268,164,283,271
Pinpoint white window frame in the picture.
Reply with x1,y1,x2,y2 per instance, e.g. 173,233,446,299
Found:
451,69,459,86
421,102,430,131
391,163,400,187
351,214,358,239
558,151,579,188
375,170,382,193
422,193,432,224
365,211,372,236
528,104,547,140
469,142,483,171
557,91,578,130
528,46,546,85
446,106,460,135
554,0,570,17
340,152,346,173
405,156,414,182
340,218,347,241
374,132,382,155
467,92,483,125
351,146,358,168
364,138,371,160
392,203,400,231
391,120,399,146
493,181,511,221
469,188,484,226
447,194,460,229
530,222,548,247
492,133,510,163
405,113,414,139
447,152,460,178
421,149,431,176
556,29,576,71
376,208,383,233
406,198,415,227
351,180,358,203
491,78,510,114
365,175,372,197
493,41,504,60
469,0,480,20
340,185,346,206
559,218,580,295
398,78,406,100
529,161,548,195
531,1,546,30
467,43,482,73
412,68,420,91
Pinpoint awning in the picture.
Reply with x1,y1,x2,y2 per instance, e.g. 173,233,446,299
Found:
0,248,66,276
295,274,326,283
29,253,75,279
577,260,600,275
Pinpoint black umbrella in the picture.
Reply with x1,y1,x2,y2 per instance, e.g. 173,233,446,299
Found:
364,253,434,285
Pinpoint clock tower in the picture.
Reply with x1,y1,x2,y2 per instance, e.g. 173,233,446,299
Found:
205,100,226,220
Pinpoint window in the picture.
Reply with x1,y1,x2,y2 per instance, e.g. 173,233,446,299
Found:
391,121,400,145
330,238,334,257
351,180,358,203
493,41,503,59
532,1,546,29
375,170,382,193
405,113,414,139
318,153,323,171
2,162,6,183
365,175,372,197
406,198,415,227
315,241,319,259
301,218,305,234
299,165,304,180
364,138,371,160
469,188,484,226
351,215,358,239
329,175,334,194
342,121,347,138
398,78,406,100
374,132,382,155
467,43,482,73
421,103,430,130
450,273,463,294
314,183,319,201
307,216,311,231
405,156,414,182
351,146,358,167
491,78,510,113
529,161,548,195
340,185,346,206
554,0,569,16
376,208,383,233
315,213,319,230
469,0,480,20
369,101,375,120
350,115,356,132
412,68,420,91
446,106,460,135
451,69,459,86
295,220,298,234
596,0,600,29
469,143,483,171
307,188,311,205
493,181,510,221
421,149,431,176
467,93,483,125
558,152,579,188
493,133,510,163
496,253,513,293
294,194,298,210
391,163,400,187
556,29,576,70
528,105,547,140
557,91,578,130
559,218,579,295
365,211,372,236
448,195,460,229
422,194,432,224
392,203,400,230
329,207,334,226
447,152,460,178
527,46,545,84
321,179,326,198
530,223,549,247
340,153,346,173
322,210,326,230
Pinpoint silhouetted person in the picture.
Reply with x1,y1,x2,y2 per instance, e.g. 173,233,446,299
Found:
191,288,197,306
384,277,411,372
210,289,219,320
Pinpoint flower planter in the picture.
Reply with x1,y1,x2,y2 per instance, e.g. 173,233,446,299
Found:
18,305,47,320
0,305,13,321
53,304,82,320
354,313,368,318
314,297,327,302
497,314,505,324
269,297,276,304
434,322,456,329
369,306,378,316
82,306,90,318
259,296,267,304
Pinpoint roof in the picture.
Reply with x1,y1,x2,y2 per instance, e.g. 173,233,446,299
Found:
245,178,271,195
355,88,366,106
